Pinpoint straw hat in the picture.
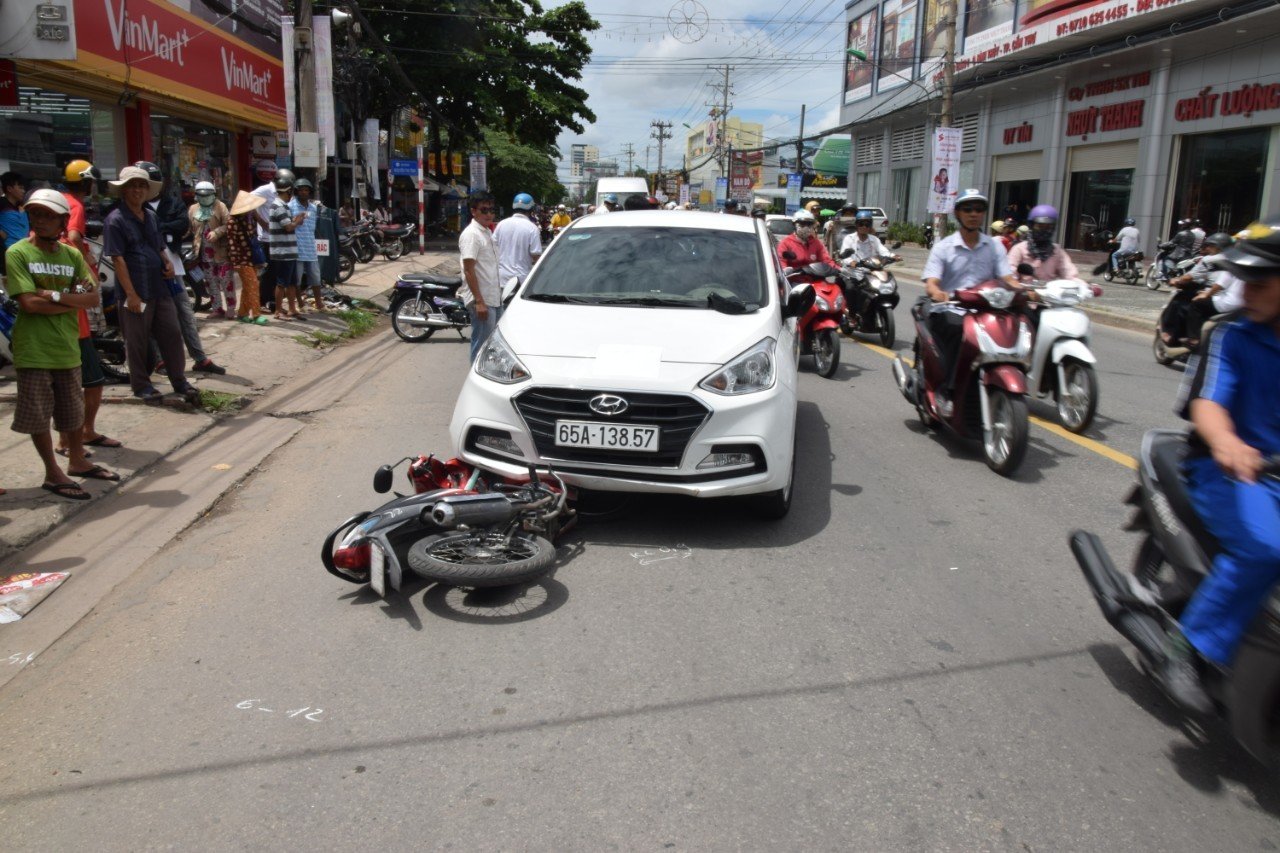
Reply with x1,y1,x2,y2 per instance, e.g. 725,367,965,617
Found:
108,166,162,201
229,189,266,216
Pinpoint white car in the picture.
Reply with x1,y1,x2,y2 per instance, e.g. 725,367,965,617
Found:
449,211,810,518
764,214,794,246
858,206,891,239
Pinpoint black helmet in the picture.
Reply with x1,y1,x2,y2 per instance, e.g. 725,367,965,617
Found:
1202,231,1233,250
1207,217,1280,279
133,160,163,183
724,198,740,211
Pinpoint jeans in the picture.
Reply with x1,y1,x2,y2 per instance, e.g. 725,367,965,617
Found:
469,304,503,363
1110,249,1136,272
1182,456,1280,665
295,259,321,288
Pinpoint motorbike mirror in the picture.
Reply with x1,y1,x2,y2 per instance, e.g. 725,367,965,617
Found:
890,240,903,249
781,250,797,262
1017,263,1035,276
838,248,854,259
373,465,394,494
784,283,816,318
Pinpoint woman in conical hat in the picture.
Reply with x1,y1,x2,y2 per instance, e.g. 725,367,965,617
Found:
226,190,269,323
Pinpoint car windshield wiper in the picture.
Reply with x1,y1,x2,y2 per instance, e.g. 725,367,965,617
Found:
707,293,758,315
594,297,699,307
524,292,595,303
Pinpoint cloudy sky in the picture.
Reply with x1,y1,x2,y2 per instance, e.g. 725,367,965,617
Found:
550,0,850,178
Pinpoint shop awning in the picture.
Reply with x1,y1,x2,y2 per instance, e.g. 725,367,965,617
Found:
753,186,850,201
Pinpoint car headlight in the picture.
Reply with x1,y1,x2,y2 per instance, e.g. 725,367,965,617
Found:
700,337,776,395
474,330,530,384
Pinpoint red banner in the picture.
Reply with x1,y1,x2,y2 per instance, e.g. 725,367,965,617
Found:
0,61,16,108
71,0,284,127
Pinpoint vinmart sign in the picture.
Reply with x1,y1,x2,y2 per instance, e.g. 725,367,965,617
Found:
70,0,284,127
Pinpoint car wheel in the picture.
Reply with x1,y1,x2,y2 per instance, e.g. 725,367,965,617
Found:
751,436,795,520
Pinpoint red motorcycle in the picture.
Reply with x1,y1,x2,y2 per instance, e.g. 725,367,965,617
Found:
891,281,1033,476
784,260,846,378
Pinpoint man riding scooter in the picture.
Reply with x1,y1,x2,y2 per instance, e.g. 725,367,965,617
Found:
1160,216,1280,714
1157,232,1238,353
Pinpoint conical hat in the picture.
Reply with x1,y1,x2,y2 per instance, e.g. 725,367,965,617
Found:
229,190,266,216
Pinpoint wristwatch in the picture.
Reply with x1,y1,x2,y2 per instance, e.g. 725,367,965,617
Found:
49,290,62,303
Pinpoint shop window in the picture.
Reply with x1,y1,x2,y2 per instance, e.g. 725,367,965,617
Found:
891,166,919,223
1,87,95,186
1065,169,1133,250
1171,128,1267,236
856,171,881,206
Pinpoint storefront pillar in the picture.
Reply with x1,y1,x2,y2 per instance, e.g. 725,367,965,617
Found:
1134,57,1173,248
124,99,154,164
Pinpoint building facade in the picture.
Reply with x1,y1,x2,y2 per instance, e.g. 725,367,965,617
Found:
839,0,1280,253
569,144,599,177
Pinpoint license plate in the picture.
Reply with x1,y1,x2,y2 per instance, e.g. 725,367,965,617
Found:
368,542,386,596
554,420,660,452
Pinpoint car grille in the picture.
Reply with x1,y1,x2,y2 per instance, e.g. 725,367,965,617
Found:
513,387,711,467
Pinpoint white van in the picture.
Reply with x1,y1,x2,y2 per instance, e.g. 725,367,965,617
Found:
594,177,649,211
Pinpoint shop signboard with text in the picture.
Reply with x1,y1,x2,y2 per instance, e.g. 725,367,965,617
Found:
842,8,878,103
67,0,285,128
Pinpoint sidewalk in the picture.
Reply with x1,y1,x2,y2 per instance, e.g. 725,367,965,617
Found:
894,244,1164,333
0,251,454,563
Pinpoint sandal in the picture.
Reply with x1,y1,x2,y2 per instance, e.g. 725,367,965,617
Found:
69,464,121,482
254,316,270,325
86,435,123,448
135,387,165,404
42,481,91,501
289,313,308,322
56,447,92,459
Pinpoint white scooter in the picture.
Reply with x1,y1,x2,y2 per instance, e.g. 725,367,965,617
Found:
1023,277,1102,433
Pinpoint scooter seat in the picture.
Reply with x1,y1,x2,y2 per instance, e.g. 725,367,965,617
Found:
399,272,463,289
1145,432,1220,561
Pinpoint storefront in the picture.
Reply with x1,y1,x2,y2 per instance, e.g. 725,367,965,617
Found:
2,0,284,194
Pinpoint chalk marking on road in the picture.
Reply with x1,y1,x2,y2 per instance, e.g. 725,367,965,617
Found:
851,339,1139,470
629,544,693,566
5,652,36,666
236,699,324,721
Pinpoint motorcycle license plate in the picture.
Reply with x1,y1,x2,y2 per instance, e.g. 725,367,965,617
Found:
368,542,386,597
554,420,660,452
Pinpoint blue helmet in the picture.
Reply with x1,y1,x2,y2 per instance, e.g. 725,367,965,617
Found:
513,192,534,211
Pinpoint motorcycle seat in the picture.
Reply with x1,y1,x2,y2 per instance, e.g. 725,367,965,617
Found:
1145,432,1220,561
399,272,463,289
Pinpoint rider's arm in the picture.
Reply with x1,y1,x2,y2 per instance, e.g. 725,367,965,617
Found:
1185,327,1263,482
924,277,948,303
1191,399,1262,482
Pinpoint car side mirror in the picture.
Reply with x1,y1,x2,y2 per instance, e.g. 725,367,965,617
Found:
373,465,394,494
838,247,854,259
784,283,816,318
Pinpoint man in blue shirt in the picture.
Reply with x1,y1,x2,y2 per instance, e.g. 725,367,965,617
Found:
1163,215,1280,713
289,179,323,312
921,189,1019,413
0,172,29,272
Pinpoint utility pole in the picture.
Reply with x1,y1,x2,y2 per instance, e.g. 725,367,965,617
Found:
296,0,317,137
621,142,635,176
650,120,672,193
933,0,958,239
795,104,805,175
706,64,733,176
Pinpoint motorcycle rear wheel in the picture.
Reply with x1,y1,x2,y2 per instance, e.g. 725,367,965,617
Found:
1102,269,1114,282
337,253,355,283
355,240,376,264
1056,359,1098,434
407,531,556,587
813,328,840,378
982,389,1029,476
383,240,404,261
878,307,896,348
391,297,435,342
1153,332,1176,366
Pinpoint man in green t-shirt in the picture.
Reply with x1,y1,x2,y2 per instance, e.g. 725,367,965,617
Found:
4,189,118,500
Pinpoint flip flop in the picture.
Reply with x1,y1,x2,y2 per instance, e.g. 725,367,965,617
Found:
56,447,93,459
42,481,91,501
86,435,123,448
135,387,165,404
69,465,121,482
254,316,270,325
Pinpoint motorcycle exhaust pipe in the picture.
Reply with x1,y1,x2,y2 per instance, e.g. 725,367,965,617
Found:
427,493,516,529
1069,531,1167,665
891,357,915,402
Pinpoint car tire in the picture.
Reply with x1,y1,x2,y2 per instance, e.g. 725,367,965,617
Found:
751,437,795,520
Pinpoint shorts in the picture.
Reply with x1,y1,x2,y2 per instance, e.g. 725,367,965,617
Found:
296,259,321,288
11,367,85,435
79,337,106,389
270,258,297,290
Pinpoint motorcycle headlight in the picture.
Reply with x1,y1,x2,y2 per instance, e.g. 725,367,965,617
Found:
700,337,776,395
833,293,846,311
981,288,1015,310
474,330,531,384
815,295,833,312
878,282,897,295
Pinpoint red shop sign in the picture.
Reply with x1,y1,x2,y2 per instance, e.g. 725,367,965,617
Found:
71,0,284,126
0,61,17,108
1065,99,1145,141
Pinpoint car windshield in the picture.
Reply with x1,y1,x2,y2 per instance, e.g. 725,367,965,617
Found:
766,219,794,237
525,226,768,308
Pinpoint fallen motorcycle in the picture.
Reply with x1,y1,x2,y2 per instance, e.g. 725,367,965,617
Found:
322,455,575,594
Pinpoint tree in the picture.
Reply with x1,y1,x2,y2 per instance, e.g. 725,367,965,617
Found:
482,128,564,208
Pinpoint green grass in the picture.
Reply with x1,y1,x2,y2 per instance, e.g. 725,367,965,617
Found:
337,307,377,338
198,389,245,413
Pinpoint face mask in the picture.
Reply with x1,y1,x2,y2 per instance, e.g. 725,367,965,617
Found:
196,193,214,209
796,225,814,241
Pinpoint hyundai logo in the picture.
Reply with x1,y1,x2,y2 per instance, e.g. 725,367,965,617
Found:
588,394,629,416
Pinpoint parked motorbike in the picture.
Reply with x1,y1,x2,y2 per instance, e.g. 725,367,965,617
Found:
1021,271,1103,433
1070,430,1280,764
891,281,1033,476
323,454,574,594
336,231,358,283
389,272,470,342
374,222,412,261
345,218,381,264
783,254,844,378
838,250,901,348
922,222,934,250
1102,241,1144,286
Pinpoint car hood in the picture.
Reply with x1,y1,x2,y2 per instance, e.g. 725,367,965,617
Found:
502,300,773,366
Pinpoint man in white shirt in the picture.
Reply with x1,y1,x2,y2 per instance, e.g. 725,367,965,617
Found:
1111,218,1140,272
459,192,501,362
1180,232,1246,347
840,212,900,264
493,192,542,287
250,162,283,312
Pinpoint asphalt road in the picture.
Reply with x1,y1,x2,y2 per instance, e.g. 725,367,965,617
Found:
1,298,1275,851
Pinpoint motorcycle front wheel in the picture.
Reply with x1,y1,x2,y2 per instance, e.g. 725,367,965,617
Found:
1153,331,1176,366
383,240,404,261
337,252,355,283
407,531,556,587
812,328,840,378
1145,264,1162,290
982,388,1029,476
1102,269,1114,282
391,296,435,342
1056,359,1098,433
355,239,376,264
878,306,896,348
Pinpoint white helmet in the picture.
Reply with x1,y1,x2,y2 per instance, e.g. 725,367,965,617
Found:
664,201,677,210
792,209,816,225
23,188,70,216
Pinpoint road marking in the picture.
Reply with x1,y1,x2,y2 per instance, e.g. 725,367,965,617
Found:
851,338,1139,470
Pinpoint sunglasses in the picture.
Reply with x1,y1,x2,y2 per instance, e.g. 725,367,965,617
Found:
956,206,986,214
474,206,496,213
